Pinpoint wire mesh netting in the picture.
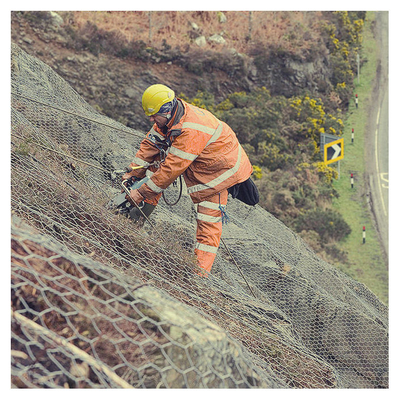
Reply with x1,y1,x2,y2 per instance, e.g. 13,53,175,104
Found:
11,43,388,389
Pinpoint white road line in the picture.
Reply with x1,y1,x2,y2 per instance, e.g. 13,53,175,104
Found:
380,172,389,183
375,107,387,216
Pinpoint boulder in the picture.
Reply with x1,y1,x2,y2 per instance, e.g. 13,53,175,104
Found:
195,35,207,47
49,12,64,29
133,285,277,388
208,34,226,45
217,12,227,23
11,216,282,388
189,21,199,30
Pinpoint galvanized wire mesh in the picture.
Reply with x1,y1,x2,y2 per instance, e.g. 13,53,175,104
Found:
11,43,388,389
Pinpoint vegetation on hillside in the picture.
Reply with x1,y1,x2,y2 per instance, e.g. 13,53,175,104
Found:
179,88,347,263
69,11,327,54
60,12,363,104
61,11,364,265
14,10,368,267
173,12,364,265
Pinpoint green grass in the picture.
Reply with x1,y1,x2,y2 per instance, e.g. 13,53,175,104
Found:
331,12,388,304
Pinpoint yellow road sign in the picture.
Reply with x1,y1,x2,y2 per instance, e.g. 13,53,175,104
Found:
324,138,344,165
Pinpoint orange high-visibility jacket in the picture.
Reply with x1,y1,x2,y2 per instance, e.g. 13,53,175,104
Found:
129,99,253,203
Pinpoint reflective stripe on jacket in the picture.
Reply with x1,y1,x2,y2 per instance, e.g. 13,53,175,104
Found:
194,189,229,275
131,99,253,203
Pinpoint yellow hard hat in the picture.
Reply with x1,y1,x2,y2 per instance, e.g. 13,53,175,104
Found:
142,84,175,116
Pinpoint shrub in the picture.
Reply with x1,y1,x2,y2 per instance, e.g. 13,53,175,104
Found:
252,165,263,180
179,90,216,111
295,208,351,242
256,142,289,171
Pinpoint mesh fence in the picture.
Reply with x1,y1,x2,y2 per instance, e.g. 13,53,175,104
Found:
11,43,388,389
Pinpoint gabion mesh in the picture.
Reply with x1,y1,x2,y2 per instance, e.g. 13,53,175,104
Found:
11,43,388,389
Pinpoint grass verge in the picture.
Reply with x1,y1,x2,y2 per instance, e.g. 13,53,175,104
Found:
331,11,388,304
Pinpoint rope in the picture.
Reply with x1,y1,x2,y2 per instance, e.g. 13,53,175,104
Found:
12,93,185,208
11,130,177,232
11,92,142,138
12,130,162,240
11,132,110,173
220,237,257,299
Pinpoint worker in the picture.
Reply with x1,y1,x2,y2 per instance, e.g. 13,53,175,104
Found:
122,84,257,276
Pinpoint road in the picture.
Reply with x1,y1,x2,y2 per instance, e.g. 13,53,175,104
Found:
365,11,389,265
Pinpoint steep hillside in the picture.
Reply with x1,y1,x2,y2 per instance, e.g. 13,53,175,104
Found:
11,10,367,269
11,41,388,388
11,11,359,129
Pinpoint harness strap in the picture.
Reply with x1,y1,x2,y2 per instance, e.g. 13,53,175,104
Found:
218,192,229,225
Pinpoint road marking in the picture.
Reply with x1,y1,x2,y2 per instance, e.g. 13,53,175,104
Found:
381,173,389,189
380,172,389,183
375,107,387,216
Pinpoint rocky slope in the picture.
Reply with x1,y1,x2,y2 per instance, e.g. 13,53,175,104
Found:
11,35,388,388
11,11,333,132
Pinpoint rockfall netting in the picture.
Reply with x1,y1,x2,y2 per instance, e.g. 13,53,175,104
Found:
11,43,389,389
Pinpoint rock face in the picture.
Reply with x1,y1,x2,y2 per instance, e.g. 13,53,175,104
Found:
11,216,281,388
11,11,332,132
133,285,274,388
252,50,332,97
10,22,388,388
218,200,389,388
